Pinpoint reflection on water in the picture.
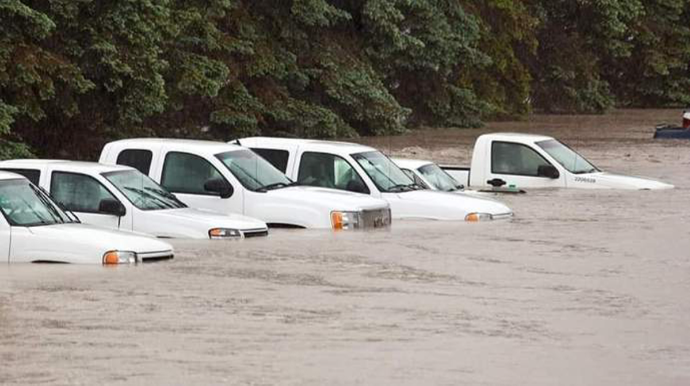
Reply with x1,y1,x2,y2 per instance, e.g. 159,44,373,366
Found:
1,109,689,385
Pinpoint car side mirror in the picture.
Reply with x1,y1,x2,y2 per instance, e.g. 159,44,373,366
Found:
204,178,233,199
537,165,560,179
346,180,369,194
99,198,126,217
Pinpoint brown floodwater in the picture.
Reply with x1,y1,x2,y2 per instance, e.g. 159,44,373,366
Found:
1,109,689,385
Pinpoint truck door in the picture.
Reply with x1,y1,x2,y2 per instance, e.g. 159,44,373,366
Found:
157,151,244,215
484,141,565,189
0,216,9,263
48,171,124,229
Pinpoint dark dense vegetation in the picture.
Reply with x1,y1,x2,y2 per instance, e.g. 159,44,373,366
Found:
1,0,689,159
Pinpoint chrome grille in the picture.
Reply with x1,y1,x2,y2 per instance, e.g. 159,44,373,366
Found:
361,208,392,229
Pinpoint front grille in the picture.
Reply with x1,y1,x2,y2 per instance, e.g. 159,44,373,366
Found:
361,208,392,229
492,212,514,221
141,255,174,263
138,250,175,263
243,229,269,238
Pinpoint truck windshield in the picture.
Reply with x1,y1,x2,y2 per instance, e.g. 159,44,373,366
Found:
103,170,187,211
352,151,418,192
0,179,74,226
215,149,293,192
418,164,462,191
536,139,599,174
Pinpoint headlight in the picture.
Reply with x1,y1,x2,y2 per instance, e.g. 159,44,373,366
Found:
465,213,493,222
209,228,244,239
331,211,362,230
103,251,138,265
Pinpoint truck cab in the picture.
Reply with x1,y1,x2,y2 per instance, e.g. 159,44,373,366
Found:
0,160,269,239
440,133,674,190
235,137,513,222
0,171,174,264
99,139,392,230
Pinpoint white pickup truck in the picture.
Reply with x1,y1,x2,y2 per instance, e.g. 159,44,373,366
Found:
436,133,673,190
0,160,269,239
99,139,392,230
234,137,513,222
0,171,174,264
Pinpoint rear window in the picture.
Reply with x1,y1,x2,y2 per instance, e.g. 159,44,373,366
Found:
0,168,41,185
250,148,289,173
116,149,153,175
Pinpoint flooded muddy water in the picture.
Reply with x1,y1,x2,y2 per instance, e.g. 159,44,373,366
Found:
1,109,689,385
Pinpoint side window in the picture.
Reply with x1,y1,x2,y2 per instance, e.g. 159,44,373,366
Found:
298,152,369,194
116,149,153,175
161,152,225,195
491,141,552,177
51,172,118,213
0,168,41,185
251,148,289,173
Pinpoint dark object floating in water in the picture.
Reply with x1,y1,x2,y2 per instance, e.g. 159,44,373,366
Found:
654,125,690,139
654,111,690,139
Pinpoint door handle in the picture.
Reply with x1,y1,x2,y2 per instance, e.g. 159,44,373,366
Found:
487,178,506,187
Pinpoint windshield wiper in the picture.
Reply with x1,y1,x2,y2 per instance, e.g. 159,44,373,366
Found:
256,181,297,192
143,187,186,208
574,168,598,175
387,183,417,193
125,187,177,209
26,188,64,224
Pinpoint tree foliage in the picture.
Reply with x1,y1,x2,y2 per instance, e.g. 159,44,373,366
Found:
0,0,688,159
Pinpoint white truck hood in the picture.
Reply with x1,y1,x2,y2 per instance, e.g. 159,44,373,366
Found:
140,208,268,238
382,190,513,221
267,186,389,211
242,185,390,228
12,223,173,264
579,172,674,190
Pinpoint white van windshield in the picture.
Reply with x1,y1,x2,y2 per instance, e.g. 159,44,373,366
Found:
352,151,419,192
216,149,293,192
0,179,74,226
103,170,187,211
536,140,599,174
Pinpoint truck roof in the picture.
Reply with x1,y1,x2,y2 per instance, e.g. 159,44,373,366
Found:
237,137,378,155
479,132,555,142
107,138,244,155
0,159,133,174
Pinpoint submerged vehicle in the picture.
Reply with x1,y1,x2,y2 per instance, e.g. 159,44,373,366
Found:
437,133,673,190
99,139,392,230
234,137,513,222
0,171,174,264
395,158,524,195
0,160,269,239
654,111,690,139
